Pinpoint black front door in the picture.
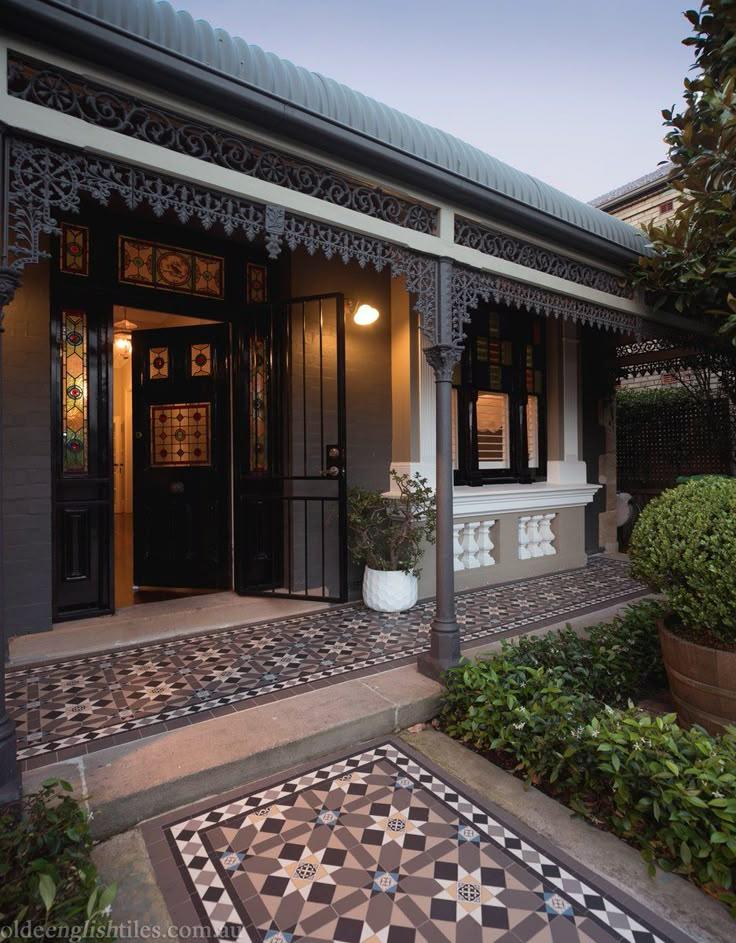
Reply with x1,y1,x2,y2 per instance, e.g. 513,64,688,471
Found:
132,324,231,589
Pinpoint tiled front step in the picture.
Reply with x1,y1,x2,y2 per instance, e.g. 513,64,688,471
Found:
22,599,642,844
403,730,733,943
23,663,442,842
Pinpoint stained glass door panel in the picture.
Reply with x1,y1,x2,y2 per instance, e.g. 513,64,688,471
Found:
131,323,230,590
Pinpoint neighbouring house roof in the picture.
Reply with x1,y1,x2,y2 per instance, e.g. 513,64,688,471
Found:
9,0,650,260
590,163,675,209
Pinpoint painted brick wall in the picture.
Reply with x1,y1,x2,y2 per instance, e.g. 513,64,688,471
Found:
2,262,53,636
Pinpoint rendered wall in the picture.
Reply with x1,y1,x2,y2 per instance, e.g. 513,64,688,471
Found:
2,261,53,636
289,249,393,596
417,505,586,598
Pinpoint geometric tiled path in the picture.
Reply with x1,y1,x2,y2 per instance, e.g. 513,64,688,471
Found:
7,557,644,770
143,738,694,943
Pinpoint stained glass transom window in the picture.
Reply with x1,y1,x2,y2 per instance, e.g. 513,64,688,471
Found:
250,338,269,472
149,347,169,380
190,344,212,377
60,223,89,276
119,237,224,299
151,403,211,467
246,263,267,303
62,310,88,474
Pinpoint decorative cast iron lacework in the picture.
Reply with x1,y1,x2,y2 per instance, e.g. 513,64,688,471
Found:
3,136,641,343
151,403,211,466
8,53,437,235
615,337,715,378
451,265,643,337
454,216,633,299
61,310,88,474
119,236,224,298
59,222,89,276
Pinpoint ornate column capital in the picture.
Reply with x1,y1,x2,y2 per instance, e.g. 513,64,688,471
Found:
423,343,463,382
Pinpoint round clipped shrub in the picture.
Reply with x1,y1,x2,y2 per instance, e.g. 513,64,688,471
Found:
629,477,736,644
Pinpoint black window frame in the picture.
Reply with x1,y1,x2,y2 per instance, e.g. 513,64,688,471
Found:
453,305,547,486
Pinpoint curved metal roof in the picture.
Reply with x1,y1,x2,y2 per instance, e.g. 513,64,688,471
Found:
53,0,648,255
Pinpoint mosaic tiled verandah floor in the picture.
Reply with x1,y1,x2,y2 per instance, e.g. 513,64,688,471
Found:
144,739,693,943
7,558,644,768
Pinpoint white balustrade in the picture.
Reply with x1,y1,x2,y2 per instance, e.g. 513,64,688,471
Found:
453,524,465,572
453,519,495,570
477,520,495,566
518,512,557,559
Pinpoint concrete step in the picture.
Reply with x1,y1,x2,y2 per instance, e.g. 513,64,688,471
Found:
24,661,442,841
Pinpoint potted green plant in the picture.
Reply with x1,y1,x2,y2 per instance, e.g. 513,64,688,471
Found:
628,476,736,733
348,470,436,612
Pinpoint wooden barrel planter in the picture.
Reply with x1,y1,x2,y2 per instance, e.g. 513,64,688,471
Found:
658,619,736,735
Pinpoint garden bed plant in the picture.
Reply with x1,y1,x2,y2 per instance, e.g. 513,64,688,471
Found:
441,601,736,914
0,778,116,940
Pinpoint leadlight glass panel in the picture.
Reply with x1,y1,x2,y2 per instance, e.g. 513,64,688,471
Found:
119,237,224,299
149,347,169,380
250,338,269,472
190,343,212,377
246,263,267,303
151,403,211,466
60,223,89,276
62,310,88,474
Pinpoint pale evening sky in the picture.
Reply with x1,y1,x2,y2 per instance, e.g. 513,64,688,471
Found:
177,0,695,203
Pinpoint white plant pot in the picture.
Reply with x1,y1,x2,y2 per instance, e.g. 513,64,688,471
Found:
362,567,418,612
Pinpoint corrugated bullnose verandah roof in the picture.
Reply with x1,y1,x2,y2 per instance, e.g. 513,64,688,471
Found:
44,0,647,257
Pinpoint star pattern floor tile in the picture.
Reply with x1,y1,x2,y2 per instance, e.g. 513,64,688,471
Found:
7,558,644,768
144,739,693,943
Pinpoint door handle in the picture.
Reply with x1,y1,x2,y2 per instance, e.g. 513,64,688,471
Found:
321,466,340,478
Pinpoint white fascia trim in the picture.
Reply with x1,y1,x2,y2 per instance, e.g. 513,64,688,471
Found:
452,482,600,517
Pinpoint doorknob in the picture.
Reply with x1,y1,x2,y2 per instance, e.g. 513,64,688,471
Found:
135,431,143,440
321,466,340,478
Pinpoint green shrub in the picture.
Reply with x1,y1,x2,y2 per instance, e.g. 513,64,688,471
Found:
501,600,667,703
0,779,116,939
629,477,736,643
441,602,736,913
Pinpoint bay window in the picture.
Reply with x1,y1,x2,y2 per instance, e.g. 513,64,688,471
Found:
452,307,546,484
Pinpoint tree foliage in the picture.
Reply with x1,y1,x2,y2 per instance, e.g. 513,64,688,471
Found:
634,1,736,334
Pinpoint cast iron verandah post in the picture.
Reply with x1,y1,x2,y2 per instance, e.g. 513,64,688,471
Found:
417,257,463,681
0,266,22,805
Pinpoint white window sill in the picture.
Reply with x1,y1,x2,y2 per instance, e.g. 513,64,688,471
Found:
453,481,600,515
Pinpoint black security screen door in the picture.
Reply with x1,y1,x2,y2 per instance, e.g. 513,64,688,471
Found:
234,294,347,601
132,324,231,589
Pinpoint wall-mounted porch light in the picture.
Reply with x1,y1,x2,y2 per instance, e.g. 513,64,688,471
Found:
353,303,380,326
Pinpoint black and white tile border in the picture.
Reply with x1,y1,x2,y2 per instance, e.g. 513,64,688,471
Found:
158,740,688,943
8,558,645,765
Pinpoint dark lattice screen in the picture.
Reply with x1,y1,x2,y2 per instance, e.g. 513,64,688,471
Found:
617,397,731,490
